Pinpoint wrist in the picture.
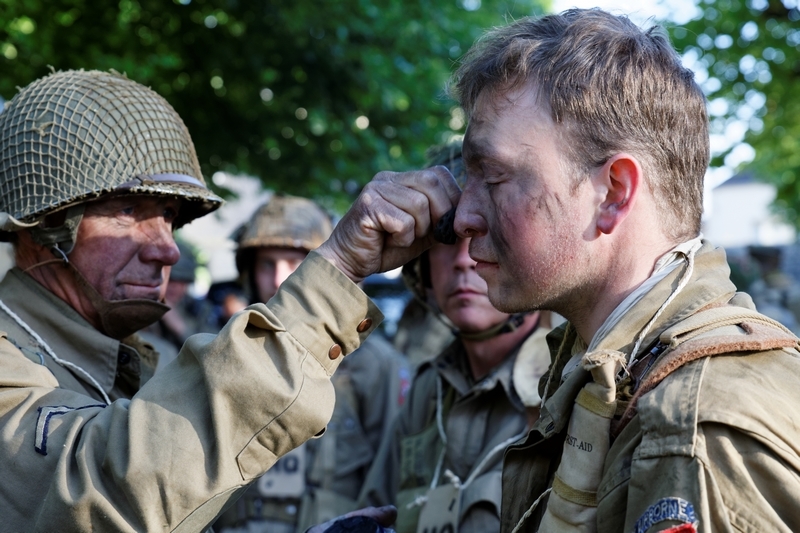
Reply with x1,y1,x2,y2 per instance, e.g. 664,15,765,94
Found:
315,243,365,284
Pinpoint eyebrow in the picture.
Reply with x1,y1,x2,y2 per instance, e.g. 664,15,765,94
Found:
463,136,500,165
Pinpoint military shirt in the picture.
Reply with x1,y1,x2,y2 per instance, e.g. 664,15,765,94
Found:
500,242,800,533
360,326,551,533
0,252,382,532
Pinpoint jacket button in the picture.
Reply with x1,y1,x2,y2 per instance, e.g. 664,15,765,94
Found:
328,344,342,360
356,318,373,333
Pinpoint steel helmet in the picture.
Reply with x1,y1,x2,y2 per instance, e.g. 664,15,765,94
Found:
0,69,222,245
234,194,333,275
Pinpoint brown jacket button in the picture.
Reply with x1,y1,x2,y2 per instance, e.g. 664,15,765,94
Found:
328,344,342,360
356,318,373,333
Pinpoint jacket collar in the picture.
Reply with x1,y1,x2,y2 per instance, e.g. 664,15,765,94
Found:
425,329,536,412
536,241,737,438
0,267,128,398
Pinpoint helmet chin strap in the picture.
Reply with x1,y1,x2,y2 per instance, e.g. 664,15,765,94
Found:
414,286,535,343
66,260,170,340
456,312,533,342
29,205,86,256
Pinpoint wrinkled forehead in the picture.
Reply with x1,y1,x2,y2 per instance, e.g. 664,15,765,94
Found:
463,84,554,163
465,78,549,122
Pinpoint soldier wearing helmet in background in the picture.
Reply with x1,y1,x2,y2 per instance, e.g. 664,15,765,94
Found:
0,70,397,531
357,142,553,533
215,194,411,533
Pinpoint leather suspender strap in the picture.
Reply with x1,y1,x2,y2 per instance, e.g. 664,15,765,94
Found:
611,308,799,438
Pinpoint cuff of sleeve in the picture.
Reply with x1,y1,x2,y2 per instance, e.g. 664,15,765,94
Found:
267,251,384,374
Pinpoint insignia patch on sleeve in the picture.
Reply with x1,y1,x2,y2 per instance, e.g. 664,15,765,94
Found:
633,497,698,533
35,404,105,456
662,525,697,533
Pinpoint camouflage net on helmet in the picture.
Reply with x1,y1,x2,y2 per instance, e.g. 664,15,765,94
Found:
0,69,220,227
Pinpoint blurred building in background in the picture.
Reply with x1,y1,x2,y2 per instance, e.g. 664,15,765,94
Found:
702,173,795,248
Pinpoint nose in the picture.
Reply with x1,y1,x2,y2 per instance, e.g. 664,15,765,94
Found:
141,218,180,267
453,238,476,271
454,179,488,239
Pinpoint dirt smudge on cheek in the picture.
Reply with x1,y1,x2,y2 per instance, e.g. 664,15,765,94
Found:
492,186,541,269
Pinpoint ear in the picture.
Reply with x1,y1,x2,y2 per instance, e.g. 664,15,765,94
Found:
594,154,641,235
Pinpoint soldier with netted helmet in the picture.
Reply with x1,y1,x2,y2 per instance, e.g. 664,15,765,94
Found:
357,140,552,533
0,68,456,532
216,194,411,533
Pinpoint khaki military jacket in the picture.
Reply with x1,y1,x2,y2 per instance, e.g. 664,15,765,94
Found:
0,253,382,532
360,326,551,533
140,299,214,372
501,242,800,533
217,333,410,533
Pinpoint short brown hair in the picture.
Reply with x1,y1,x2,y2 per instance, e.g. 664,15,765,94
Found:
451,9,708,241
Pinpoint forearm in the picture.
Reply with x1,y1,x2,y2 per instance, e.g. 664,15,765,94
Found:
0,253,383,532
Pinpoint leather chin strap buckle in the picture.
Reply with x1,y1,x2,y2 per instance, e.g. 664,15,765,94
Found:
30,204,86,257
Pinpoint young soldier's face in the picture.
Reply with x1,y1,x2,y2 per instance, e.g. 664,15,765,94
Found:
428,237,510,333
70,195,182,302
254,247,308,302
455,85,598,315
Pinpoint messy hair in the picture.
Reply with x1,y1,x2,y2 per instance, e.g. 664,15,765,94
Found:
451,9,708,241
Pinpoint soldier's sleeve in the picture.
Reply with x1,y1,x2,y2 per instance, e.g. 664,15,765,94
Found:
0,252,383,533
620,424,800,533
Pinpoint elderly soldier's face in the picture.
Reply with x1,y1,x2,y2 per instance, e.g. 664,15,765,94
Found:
456,85,598,314
428,237,510,333
69,196,182,302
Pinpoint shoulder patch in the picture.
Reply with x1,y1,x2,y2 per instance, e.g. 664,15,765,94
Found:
634,497,698,533
661,525,697,533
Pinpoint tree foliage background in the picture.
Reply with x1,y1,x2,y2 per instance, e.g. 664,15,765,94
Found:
0,0,545,211
670,0,800,226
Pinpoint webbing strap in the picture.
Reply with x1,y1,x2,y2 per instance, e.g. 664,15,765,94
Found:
576,388,616,418
552,474,598,507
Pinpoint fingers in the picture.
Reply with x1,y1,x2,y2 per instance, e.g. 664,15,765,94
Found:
370,167,461,239
429,165,463,206
307,506,397,533
316,167,461,282
353,505,398,526
366,181,432,245
374,166,461,223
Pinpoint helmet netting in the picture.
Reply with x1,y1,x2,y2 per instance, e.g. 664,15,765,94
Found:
0,69,218,224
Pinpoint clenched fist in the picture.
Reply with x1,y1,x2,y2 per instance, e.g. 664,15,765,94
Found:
317,167,460,282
